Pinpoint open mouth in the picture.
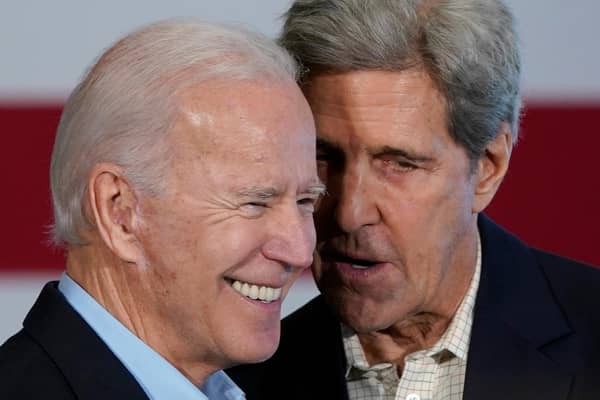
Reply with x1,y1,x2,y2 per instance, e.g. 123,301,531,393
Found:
328,253,381,270
226,278,282,303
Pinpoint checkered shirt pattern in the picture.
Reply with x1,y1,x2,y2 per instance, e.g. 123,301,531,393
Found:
342,234,482,400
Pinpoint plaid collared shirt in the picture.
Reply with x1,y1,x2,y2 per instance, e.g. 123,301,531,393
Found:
342,235,482,400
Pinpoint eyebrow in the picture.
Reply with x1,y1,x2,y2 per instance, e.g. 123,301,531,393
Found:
235,186,280,200
305,182,328,197
318,138,433,164
371,145,434,163
234,182,327,199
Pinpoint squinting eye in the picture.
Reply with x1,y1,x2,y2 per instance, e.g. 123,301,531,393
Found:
382,159,417,172
243,202,267,209
239,202,268,217
297,197,317,213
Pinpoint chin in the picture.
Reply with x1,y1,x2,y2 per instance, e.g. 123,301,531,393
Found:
230,343,278,366
328,295,390,333
342,315,387,334
228,328,280,365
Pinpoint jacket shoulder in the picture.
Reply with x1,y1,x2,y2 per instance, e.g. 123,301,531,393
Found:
534,249,600,319
0,329,75,399
533,250,600,396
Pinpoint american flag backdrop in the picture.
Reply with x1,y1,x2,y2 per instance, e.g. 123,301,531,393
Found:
1,0,599,343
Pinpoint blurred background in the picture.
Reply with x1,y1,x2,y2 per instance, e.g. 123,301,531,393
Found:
1,0,599,343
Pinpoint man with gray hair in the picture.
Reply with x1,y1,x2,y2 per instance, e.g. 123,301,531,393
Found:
228,1,600,399
0,18,325,399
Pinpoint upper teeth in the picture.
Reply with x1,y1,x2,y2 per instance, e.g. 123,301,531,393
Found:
231,280,282,302
351,264,371,270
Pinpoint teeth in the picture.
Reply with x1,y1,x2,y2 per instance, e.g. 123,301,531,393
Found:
351,264,371,270
249,285,259,299
230,280,282,302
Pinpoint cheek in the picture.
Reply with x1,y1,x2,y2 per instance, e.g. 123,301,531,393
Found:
304,215,318,247
424,175,475,235
136,199,199,261
209,220,269,263
143,230,201,275
383,170,472,226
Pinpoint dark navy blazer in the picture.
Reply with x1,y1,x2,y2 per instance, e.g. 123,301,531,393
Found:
0,282,148,400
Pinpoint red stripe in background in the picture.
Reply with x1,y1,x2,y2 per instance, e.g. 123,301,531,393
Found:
486,104,600,267
1,103,599,271
1,106,64,271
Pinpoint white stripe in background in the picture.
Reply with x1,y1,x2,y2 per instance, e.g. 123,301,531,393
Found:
0,272,61,343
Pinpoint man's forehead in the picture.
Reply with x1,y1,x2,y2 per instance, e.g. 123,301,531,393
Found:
304,68,440,95
314,116,446,152
175,79,310,141
170,89,268,154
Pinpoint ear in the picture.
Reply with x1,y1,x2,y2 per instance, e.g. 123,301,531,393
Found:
472,122,513,213
86,163,142,263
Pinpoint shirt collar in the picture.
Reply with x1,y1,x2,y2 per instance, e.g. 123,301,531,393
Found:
58,273,245,400
342,230,482,375
429,232,481,360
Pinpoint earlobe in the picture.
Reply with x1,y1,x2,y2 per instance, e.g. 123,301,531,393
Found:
87,163,141,263
472,123,513,213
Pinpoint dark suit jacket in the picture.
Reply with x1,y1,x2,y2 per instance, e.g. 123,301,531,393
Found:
0,282,148,399
228,215,600,399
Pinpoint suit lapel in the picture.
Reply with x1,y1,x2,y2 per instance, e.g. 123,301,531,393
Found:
464,310,574,400
464,216,581,400
24,282,149,400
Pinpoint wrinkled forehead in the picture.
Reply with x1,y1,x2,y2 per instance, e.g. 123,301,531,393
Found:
303,68,446,106
302,69,450,151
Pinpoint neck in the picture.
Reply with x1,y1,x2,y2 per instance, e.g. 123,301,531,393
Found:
357,311,452,371
65,241,219,386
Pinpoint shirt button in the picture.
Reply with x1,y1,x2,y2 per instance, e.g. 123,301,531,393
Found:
406,394,421,400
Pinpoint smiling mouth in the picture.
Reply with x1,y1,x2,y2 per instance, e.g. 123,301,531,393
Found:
226,279,282,303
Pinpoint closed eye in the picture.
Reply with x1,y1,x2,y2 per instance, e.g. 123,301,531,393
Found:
239,201,269,218
372,146,433,173
245,202,267,207
297,182,326,213
297,197,317,214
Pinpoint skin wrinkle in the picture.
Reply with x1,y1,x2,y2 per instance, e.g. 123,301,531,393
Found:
68,244,153,343
311,111,445,162
67,79,320,385
306,68,482,371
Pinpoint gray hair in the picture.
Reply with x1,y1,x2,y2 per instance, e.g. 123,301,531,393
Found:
51,18,298,245
281,0,521,162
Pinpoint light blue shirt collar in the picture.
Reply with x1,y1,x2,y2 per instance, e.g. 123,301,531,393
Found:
58,273,245,400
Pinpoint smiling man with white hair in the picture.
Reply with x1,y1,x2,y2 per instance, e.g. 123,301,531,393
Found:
0,18,324,399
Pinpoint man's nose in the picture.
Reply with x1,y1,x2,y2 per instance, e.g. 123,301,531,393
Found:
262,207,315,270
331,166,380,233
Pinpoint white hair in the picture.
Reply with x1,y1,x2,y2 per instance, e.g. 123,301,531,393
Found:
50,18,299,245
